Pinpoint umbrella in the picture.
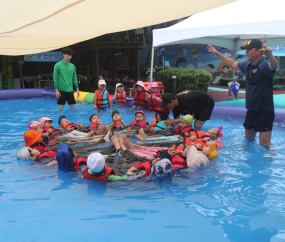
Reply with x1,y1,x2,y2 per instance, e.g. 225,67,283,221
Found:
227,80,240,100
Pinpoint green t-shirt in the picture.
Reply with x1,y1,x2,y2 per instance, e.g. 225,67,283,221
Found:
53,60,78,92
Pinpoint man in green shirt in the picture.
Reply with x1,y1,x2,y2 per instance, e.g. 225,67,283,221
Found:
53,47,80,110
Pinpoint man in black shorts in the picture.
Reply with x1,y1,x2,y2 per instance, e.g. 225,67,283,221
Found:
208,39,278,148
161,90,215,130
53,47,80,110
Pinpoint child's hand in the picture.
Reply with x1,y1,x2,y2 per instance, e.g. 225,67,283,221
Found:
97,126,105,135
127,167,137,175
167,125,172,129
190,136,196,141
47,128,53,133
168,148,178,157
97,121,104,126
80,124,84,128
43,133,48,137
146,94,151,99
94,106,98,110
196,143,202,148
106,125,111,131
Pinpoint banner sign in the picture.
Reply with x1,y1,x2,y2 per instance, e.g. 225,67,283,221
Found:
24,51,62,62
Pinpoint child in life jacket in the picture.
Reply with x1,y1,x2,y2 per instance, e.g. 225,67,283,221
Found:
94,79,112,110
56,143,87,172
133,80,148,107
173,115,194,134
146,82,161,111
207,126,223,138
113,83,126,105
89,114,107,134
110,109,127,129
39,117,58,136
181,143,219,168
126,111,149,135
59,115,84,131
28,121,45,134
24,130,48,152
83,152,136,181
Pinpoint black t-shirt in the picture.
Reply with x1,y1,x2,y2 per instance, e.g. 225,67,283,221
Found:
172,90,212,119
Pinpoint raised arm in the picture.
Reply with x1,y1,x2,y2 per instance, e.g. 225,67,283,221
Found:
207,45,240,70
260,41,278,71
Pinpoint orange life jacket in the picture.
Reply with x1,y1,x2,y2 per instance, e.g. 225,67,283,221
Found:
36,151,56,162
115,91,126,105
136,162,151,177
110,120,125,129
150,118,158,131
134,90,148,106
83,166,115,181
62,122,79,130
95,90,108,109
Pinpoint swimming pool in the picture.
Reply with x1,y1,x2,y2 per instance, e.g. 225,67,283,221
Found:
1,97,285,242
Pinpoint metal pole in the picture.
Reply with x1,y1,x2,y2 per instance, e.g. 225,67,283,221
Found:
172,76,177,95
150,47,154,82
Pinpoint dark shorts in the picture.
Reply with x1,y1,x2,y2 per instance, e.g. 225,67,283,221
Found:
57,91,76,105
243,110,275,132
195,98,215,121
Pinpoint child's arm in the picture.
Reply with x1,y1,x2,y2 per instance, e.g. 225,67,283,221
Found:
108,95,112,109
113,91,117,102
94,97,97,110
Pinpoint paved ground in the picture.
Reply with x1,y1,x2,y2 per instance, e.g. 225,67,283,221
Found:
208,84,285,102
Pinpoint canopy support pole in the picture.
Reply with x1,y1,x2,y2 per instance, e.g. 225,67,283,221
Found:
232,38,238,81
150,47,155,82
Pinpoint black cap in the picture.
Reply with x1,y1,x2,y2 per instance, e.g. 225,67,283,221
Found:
160,93,176,108
240,39,262,50
62,47,74,56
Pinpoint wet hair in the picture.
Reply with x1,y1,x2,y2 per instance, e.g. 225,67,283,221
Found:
89,114,99,122
156,111,169,121
62,47,74,56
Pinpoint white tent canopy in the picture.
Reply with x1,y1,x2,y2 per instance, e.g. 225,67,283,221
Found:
0,0,235,55
153,0,285,56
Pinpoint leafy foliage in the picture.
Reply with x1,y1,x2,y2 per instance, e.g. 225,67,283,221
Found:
156,67,212,93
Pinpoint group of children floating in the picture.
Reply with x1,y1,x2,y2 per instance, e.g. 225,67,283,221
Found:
16,80,223,181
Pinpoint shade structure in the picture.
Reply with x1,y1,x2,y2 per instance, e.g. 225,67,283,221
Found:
153,0,285,49
0,0,236,55
151,0,285,81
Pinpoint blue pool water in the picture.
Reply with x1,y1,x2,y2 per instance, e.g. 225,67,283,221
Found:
1,97,285,242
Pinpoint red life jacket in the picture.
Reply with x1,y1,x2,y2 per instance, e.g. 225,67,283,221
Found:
44,127,62,140
130,120,148,128
30,141,48,152
62,122,79,130
89,123,99,131
95,90,109,109
174,125,194,134
172,154,187,167
110,120,125,129
83,166,115,181
73,157,87,172
136,162,151,177
36,151,56,162
115,91,126,105
147,93,161,111
134,90,148,106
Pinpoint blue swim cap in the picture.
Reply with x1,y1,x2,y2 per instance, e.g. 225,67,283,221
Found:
58,115,66,126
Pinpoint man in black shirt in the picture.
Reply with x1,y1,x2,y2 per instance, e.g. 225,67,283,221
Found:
160,90,215,130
